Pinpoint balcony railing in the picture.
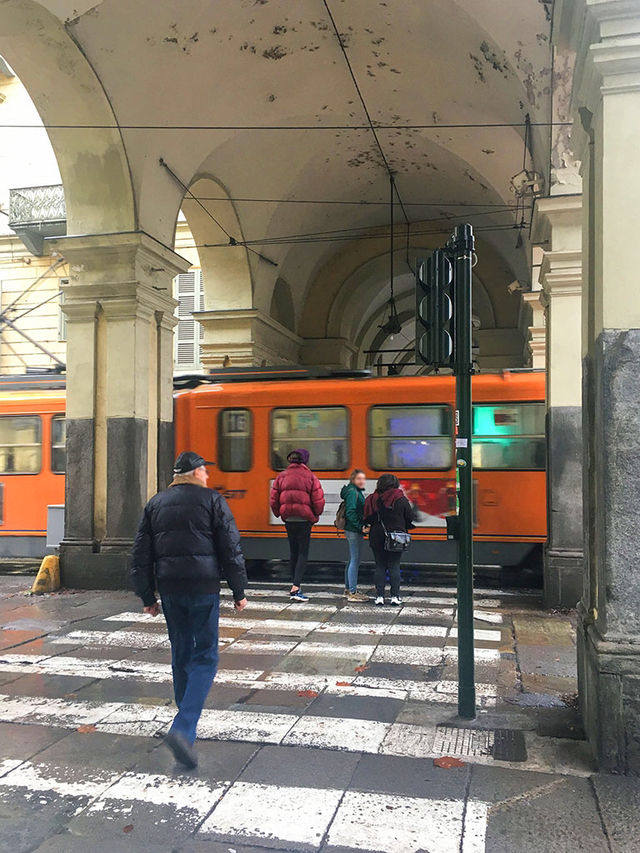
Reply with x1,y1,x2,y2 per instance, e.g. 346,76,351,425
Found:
9,184,66,228
8,184,67,256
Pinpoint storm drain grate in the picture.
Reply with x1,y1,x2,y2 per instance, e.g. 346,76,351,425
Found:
493,728,527,762
433,725,494,757
433,726,528,762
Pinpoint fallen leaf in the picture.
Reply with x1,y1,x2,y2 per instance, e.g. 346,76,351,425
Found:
354,665,369,673
335,681,351,687
76,724,97,734
434,756,466,769
297,689,318,698
123,824,134,834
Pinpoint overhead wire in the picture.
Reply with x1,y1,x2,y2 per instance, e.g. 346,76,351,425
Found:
191,220,529,251
0,121,571,131
184,195,521,209
159,157,277,267
205,205,522,246
321,0,410,227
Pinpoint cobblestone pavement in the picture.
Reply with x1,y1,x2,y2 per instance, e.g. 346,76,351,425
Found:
0,574,638,853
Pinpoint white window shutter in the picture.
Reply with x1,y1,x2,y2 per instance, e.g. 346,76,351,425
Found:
173,270,204,370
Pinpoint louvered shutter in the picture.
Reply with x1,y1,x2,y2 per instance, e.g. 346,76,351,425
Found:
173,270,204,370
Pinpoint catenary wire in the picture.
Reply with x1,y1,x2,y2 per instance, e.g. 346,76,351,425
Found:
183,195,521,209
0,121,572,130
322,0,410,225
159,157,277,266
190,221,528,250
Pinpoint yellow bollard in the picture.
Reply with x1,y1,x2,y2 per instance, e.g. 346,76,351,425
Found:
29,555,60,595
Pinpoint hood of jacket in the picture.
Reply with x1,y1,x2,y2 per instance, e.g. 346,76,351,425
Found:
364,487,405,517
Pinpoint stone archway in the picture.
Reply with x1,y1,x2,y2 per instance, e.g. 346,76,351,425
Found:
270,277,296,333
299,223,524,372
0,0,135,234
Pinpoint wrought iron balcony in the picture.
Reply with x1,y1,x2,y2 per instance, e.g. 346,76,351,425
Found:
8,184,67,256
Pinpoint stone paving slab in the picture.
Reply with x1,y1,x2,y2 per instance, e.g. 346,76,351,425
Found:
0,577,637,852
516,644,577,679
592,774,640,853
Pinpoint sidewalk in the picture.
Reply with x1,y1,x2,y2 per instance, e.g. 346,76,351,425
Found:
0,573,637,852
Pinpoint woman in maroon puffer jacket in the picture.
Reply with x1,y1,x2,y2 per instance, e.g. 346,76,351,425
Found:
270,448,325,602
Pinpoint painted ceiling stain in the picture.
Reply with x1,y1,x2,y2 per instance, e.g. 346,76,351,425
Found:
262,45,288,60
480,41,510,79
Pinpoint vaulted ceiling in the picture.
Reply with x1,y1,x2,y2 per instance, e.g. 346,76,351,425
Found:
0,0,555,366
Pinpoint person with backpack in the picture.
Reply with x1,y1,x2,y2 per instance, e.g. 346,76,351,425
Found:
338,469,369,602
363,473,414,606
270,448,325,602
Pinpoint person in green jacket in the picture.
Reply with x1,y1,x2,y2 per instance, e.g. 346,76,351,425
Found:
341,469,368,602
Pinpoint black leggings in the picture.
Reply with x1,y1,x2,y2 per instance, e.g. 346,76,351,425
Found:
371,546,402,597
285,521,312,587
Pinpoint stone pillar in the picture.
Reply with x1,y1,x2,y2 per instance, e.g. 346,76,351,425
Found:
532,195,583,608
555,0,640,771
51,232,188,588
197,309,301,367
521,291,546,369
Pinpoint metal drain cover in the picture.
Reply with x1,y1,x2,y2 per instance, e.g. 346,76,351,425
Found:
433,726,494,757
493,728,527,762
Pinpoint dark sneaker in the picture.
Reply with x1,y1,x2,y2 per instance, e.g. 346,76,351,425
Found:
290,590,309,602
164,731,198,769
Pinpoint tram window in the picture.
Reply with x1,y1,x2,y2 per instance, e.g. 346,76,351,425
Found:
219,409,252,472
0,416,42,474
472,403,546,470
271,407,348,470
51,415,66,474
369,405,453,470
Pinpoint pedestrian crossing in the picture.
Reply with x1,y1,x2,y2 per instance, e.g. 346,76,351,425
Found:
0,752,488,852
0,580,589,852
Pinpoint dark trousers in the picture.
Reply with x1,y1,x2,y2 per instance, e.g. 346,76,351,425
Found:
371,546,402,597
285,520,312,587
161,592,220,744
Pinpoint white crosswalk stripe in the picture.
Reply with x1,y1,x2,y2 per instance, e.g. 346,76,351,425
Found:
0,688,504,755
0,653,499,704
0,753,489,852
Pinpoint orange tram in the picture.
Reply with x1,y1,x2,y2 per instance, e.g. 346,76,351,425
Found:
0,368,546,568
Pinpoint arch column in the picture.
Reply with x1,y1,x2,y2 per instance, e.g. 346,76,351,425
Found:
556,0,640,771
532,195,583,609
51,232,188,589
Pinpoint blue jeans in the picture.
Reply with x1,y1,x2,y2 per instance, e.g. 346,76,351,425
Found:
344,530,363,593
161,592,220,744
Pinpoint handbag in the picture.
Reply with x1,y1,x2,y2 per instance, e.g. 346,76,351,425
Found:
378,510,411,553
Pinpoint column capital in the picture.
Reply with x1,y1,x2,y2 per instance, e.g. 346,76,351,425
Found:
540,250,583,300
49,229,190,286
556,0,640,116
531,195,583,251
198,308,302,368
53,231,184,321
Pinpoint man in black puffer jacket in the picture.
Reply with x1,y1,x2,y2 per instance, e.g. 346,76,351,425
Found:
131,450,248,769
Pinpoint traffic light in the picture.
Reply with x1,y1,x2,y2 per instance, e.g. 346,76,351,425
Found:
415,248,454,367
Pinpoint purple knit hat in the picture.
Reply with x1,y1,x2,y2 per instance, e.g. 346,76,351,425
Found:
287,448,310,465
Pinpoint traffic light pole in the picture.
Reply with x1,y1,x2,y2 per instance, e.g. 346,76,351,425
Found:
452,223,476,719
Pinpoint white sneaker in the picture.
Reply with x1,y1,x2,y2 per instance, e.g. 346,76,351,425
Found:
374,596,385,607
390,596,402,607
